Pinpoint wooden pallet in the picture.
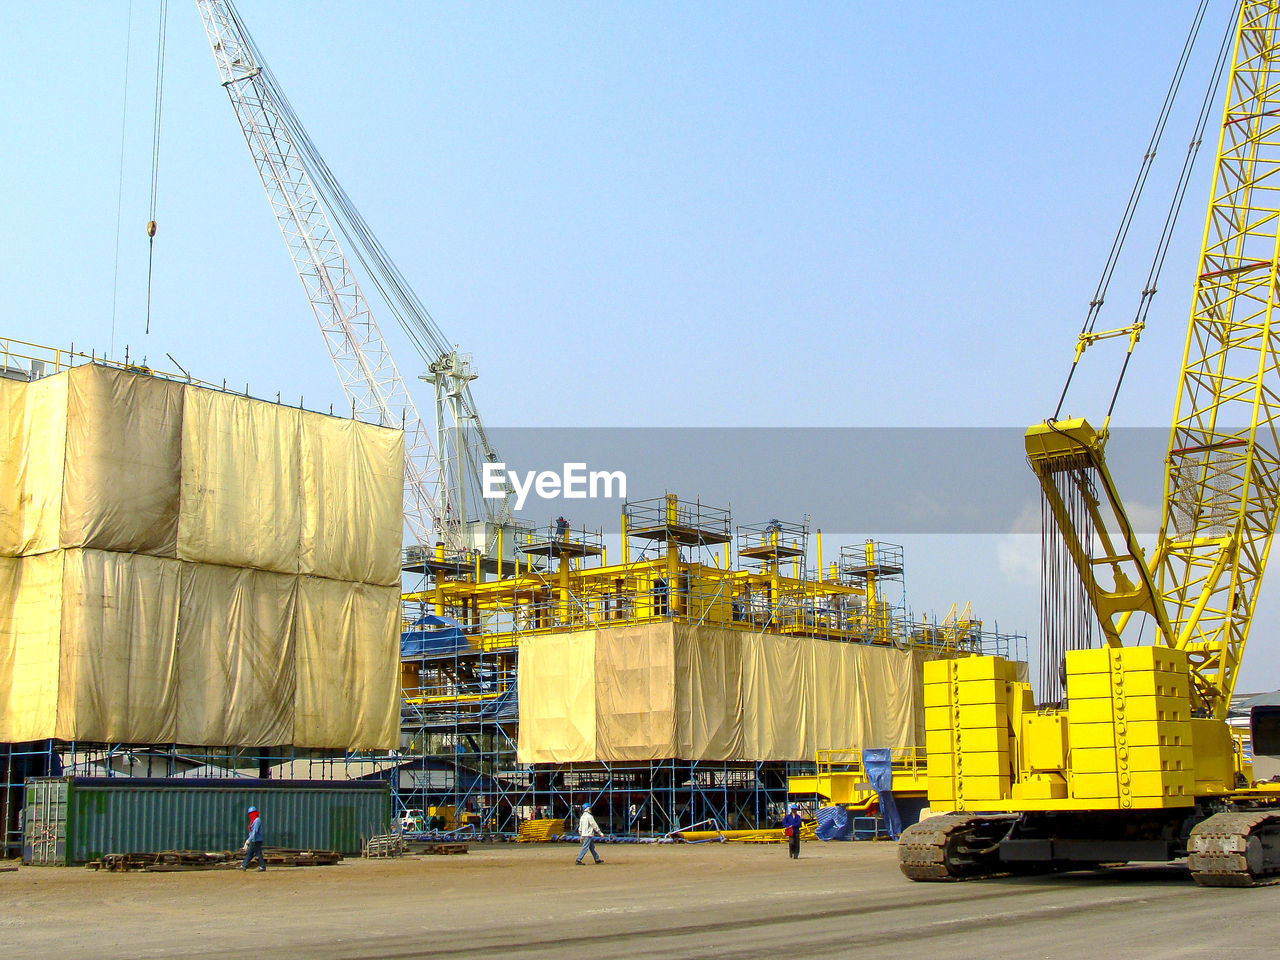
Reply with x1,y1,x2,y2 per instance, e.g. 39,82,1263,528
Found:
421,842,469,855
85,848,343,872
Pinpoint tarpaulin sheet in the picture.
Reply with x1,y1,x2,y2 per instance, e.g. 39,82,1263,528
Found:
815,804,853,841
2,375,67,557
56,549,182,742
299,411,404,587
862,747,903,838
5,368,403,588
674,623,744,759
0,552,63,741
856,644,920,752
0,548,401,750
1,368,404,751
61,364,183,556
179,388,303,575
0,557,13,720
0,378,23,553
594,625,677,760
741,634,814,759
738,634,919,760
517,624,926,763
294,576,401,750
177,563,296,747
516,631,597,763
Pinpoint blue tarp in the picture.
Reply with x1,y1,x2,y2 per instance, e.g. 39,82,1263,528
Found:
400,615,469,657
861,747,903,839
815,804,853,841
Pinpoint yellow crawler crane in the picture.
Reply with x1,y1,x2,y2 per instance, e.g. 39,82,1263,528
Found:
899,0,1280,886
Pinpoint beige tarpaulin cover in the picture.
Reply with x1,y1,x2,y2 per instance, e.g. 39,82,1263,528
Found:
3,366,405,580
295,577,402,750
0,366,405,750
299,411,404,587
0,549,400,749
1,375,68,557
0,552,63,742
674,623,744,759
517,623,928,764
0,378,22,553
178,564,296,747
3,366,185,559
61,365,184,556
595,626,677,761
516,631,598,763
741,634,813,760
179,388,303,574
180,389,405,585
56,549,182,743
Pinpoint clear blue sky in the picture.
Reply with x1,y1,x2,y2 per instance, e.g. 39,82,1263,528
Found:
6,1,1275,688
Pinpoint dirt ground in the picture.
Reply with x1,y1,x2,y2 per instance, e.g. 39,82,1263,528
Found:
1,840,1275,959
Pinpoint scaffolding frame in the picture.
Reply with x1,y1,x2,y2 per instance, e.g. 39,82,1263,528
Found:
0,489,1027,854
389,494,1025,838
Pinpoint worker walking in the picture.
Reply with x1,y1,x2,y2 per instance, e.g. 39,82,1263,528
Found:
240,805,266,872
783,803,803,860
575,803,604,865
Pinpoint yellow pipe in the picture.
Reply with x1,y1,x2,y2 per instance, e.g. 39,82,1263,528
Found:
497,525,504,579
405,691,504,706
816,529,823,582
434,542,445,615
621,511,629,565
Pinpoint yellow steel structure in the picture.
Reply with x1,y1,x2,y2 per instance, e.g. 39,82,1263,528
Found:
788,747,928,808
900,0,1280,886
407,505,905,650
401,495,988,708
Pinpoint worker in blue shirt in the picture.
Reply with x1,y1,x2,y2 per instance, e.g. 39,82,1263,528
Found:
783,803,803,860
240,806,266,871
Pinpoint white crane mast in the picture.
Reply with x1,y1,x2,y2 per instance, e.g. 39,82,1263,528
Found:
195,0,456,553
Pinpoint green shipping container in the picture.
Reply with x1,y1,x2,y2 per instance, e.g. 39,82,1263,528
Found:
23,778,390,864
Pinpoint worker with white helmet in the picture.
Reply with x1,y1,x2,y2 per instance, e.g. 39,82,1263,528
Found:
575,803,604,865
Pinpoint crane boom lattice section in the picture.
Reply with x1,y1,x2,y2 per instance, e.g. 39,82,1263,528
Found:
1158,0,1280,716
195,0,443,551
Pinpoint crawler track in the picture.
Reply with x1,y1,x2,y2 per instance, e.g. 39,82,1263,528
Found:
1188,810,1280,887
897,814,1016,881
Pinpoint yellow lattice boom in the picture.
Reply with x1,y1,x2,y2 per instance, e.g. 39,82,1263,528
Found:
1157,1,1280,717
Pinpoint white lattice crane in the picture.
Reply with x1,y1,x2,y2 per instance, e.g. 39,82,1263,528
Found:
195,0,509,558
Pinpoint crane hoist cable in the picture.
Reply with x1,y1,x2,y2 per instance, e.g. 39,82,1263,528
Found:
1037,2,1234,701
109,0,135,356
1052,0,1217,421
1102,14,1234,423
144,0,169,337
